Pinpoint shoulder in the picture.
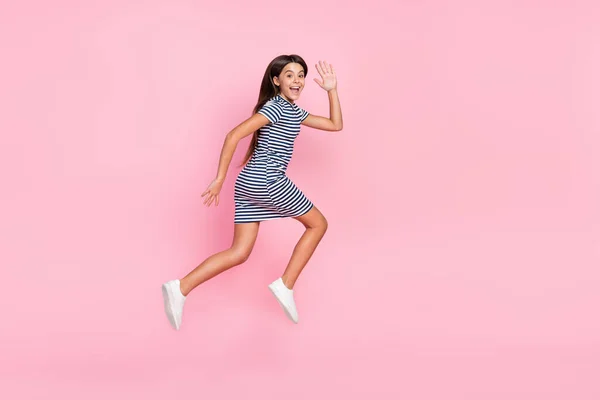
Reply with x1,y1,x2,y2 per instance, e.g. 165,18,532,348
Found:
258,96,285,123
272,95,292,110
262,96,287,111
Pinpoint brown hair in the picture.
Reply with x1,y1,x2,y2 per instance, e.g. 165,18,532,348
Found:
239,54,308,167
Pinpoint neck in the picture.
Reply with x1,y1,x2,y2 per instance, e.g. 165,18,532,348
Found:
277,93,294,104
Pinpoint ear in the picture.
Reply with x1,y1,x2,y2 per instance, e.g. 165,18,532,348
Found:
272,76,280,87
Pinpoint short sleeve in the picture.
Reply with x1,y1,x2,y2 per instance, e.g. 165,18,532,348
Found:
258,100,284,124
299,107,309,122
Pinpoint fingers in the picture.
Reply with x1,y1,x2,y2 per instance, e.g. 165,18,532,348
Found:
316,61,329,76
202,192,220,207
203,188,212,205
315,61,324,76
201,184,212,197
316,60,333,76
201,180,221,207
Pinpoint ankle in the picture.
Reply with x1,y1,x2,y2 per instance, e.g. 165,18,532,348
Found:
281,276,294,290
179,279,190,297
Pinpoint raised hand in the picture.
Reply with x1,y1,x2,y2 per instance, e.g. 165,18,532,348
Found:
313,60,337,92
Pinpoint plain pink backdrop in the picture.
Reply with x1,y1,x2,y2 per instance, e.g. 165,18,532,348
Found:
1,0,599,399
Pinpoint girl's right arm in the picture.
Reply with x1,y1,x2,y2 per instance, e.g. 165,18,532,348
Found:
201,113,270,207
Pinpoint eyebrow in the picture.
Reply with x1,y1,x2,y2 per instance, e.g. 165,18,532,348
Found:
284,70,304,74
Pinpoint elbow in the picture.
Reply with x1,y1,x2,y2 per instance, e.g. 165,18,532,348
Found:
334,119,343,131
225,131,240,146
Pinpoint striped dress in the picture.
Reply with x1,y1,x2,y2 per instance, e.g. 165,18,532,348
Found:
233,94,314,223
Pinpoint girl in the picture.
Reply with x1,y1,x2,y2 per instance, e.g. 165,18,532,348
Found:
161,54,343,330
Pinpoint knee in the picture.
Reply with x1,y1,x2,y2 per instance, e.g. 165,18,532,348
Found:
230,247,252,264
314,216,328,235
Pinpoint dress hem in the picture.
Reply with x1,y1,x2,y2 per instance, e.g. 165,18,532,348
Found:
234,203,314,224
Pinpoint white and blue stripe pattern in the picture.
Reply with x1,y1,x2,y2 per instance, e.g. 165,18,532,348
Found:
234,95,313,223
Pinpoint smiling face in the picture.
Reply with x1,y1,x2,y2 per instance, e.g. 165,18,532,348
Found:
273,62,305,103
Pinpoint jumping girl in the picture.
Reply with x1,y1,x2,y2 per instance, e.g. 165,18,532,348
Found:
162,54,343,329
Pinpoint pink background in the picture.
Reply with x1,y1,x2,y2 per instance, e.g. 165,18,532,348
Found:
1,0,599,398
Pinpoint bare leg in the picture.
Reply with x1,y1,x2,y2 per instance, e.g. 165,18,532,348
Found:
281,206,328,289
179,221,260,296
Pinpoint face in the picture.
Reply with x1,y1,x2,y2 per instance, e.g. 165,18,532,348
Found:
273,62,305,103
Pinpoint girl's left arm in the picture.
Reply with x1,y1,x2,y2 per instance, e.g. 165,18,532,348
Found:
302,60,343,132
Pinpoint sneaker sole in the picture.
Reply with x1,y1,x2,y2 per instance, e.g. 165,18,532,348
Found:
161,283,179,330
268,284,298,324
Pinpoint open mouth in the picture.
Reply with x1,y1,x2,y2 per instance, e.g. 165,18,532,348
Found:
290,86,301,94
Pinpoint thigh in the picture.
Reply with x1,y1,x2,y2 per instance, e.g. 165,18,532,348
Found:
293,205,328,230
232,221,261,251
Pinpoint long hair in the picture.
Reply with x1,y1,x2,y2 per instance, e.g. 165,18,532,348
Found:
239,54,308,167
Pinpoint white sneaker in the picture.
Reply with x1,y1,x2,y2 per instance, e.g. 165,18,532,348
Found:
268,277,298,324
161,279,186,330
